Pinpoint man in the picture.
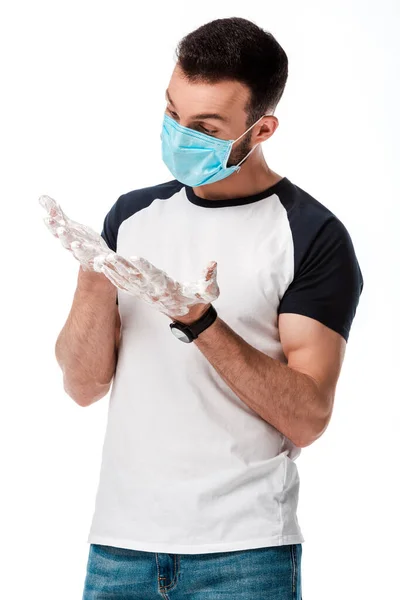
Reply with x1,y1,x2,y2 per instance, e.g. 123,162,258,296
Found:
45,17,363,600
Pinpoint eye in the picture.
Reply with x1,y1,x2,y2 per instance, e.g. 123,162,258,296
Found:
167,107,179,119
200,125,217,135
166,107,217,135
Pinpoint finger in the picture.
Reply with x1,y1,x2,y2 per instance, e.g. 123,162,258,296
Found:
203,260,217,281
103,267,158,306
129,256,175,287
56,226,75,250
102,260,152,298
58,227,97,256
178,261,218,302
128,255,161,281
204,262,218,295
130,256,156,272
43,215,66,236
185,274,219,304
39,196,105,248
111,254,141,271
103,254,144,280
70,240,100,265
39,195,68,223
101,264,132,292
101,255,133,280
42,216,91,250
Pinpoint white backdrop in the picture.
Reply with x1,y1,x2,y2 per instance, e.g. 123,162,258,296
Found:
1,1,399,598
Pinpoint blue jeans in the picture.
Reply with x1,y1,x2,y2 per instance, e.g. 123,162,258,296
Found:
82,543,302,599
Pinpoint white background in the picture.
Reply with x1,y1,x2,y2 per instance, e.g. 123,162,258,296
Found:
1,1,399,598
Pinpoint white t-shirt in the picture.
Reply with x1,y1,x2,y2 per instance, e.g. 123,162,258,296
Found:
86,176,363,554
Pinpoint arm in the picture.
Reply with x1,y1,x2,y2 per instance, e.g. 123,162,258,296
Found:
193,217,362,447
55,265,120,407
193,313,345,448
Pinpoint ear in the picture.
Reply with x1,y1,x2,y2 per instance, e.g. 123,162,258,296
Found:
255,115,279,143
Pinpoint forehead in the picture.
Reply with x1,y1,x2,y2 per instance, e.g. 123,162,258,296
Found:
167,64,250,117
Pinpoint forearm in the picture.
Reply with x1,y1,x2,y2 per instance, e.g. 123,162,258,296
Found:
55,268,118,402
194,316,326,447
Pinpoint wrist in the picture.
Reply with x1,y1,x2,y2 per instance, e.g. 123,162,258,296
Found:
169,304,218,343
172,303,211,326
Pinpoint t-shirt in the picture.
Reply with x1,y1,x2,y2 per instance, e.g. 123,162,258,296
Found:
86,176,364,554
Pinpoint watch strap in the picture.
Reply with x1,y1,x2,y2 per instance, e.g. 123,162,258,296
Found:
189,304,218,339
170,304,218,341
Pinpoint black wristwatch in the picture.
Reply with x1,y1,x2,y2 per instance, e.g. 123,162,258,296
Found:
169,304,218,343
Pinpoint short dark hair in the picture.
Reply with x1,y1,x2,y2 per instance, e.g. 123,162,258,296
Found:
175,17,288,126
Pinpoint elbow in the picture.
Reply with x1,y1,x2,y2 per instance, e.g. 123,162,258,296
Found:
64,378,113,407
56,350,116,408
294,417,329,448
291,431,317,449
294,434,318,449
294,390,334,448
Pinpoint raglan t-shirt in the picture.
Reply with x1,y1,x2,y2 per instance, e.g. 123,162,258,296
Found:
86,176,364,554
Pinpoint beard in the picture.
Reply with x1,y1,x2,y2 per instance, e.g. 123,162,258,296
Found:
226,130,253,168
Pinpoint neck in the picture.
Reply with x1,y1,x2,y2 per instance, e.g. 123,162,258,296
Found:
191,148,283,201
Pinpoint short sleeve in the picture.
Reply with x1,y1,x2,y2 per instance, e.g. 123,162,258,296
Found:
278,218,364,342
100,195,124,252
100,194,125,305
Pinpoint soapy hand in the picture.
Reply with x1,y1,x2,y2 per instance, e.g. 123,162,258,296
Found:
39,195,113,272
99,253,220,320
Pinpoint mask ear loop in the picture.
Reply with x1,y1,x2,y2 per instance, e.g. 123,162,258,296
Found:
232,114,271,172
235,143,260,171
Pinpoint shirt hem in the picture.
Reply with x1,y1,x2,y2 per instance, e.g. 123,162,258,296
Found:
86,533,305,554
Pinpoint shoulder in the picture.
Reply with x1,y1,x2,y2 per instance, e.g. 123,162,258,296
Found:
278,178,358,268
115,179,185,220
100,179,184,251
276,179,364,341
278,178,342,230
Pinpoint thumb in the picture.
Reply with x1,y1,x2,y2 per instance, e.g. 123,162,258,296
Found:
203,260,218,282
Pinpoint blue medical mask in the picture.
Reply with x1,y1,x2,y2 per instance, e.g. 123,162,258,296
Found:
161,113,267,187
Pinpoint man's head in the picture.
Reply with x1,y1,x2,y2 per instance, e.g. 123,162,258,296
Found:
166,17,288,167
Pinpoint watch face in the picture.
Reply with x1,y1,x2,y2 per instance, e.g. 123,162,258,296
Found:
171,326,192,343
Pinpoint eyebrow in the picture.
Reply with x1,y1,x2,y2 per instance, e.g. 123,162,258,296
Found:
165,89,229,123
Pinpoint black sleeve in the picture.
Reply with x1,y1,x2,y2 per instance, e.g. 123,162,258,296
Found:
100,195,124,252
100,194,125,305
278,218,364,342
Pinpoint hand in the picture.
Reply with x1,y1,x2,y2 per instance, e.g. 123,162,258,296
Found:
99,253,220,320
39,195,113,272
